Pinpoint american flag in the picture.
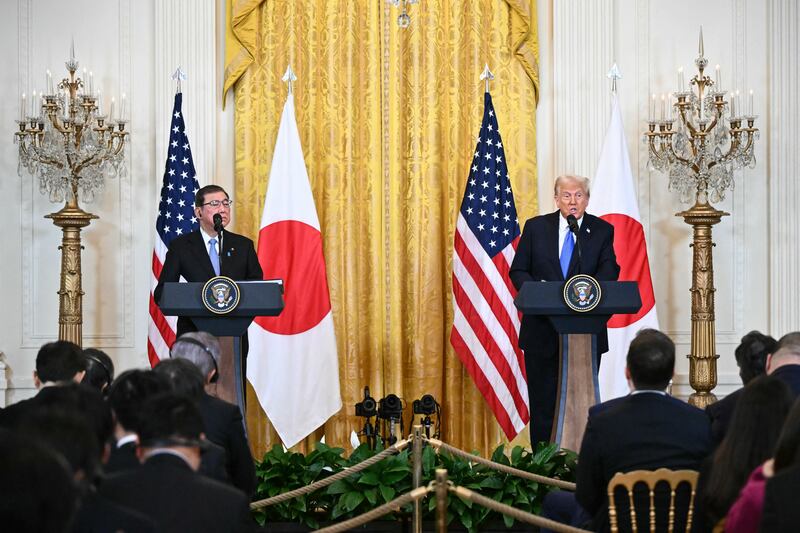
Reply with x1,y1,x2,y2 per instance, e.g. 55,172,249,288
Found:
147,92,200,367
450,91,530,439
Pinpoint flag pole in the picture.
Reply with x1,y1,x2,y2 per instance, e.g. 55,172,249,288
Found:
607,63,622,94
171,66,187,94
282,64,297,95
480,63,494,93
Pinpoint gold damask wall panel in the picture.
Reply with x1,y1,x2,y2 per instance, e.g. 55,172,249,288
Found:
227,0,538,457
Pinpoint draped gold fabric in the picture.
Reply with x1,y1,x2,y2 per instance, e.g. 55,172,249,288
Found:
225,0,539,458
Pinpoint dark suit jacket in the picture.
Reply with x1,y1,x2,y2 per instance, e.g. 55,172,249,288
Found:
154,229,263,337
705,386,743,447
575,392,712,531
99,453,254,533
770,364,800,396
72,490,156,533
509,211,620,355
199,393,256,497
760,463,800,533
105,441,140,475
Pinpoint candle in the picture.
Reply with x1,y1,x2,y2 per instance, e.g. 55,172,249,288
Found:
120,93,127,121
96,89,102,116
30,90,36,117
678,67,684,92
667,94,673,120
109,97,115,121
20,93,26,121
748,89,754,116
735,89,740,117
82,69,87,94
70,38,75,62
715,65,721,92
698,26,704,57
88,71,94,95
46,70,53,95
660,94,665,120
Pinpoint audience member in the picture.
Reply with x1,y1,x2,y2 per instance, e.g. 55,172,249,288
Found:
169,331,257,497
82,347,115,394
706,331,777,445
99,394,255,532
0,429,79,533
760,461,800,532
766,332,800,395
693,375,793,531
105,369,169,474
18,408,155,533
726,396,800,532
154,357,233,485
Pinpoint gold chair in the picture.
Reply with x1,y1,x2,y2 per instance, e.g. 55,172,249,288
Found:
607,468,699,533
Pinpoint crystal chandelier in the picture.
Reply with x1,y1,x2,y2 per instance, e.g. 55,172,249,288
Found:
386,0,419,29
643,28,760,408
13,42,129,347
15,45,128,204
644,29,759,205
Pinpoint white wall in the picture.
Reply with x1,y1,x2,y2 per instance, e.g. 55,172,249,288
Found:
0,0,796,404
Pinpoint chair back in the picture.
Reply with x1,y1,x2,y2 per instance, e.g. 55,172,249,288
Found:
607,468,699,533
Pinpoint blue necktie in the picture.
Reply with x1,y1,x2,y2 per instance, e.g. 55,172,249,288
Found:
560,231,574,278
209,238,220,276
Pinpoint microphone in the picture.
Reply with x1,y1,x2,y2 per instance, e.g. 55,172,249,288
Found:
213,214,224,275
566,214,582,275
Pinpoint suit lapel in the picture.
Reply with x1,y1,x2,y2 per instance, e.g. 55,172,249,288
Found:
190,231,217,279
545,212,563,278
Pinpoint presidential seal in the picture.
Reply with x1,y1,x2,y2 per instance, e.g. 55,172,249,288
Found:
563,274,602,313
202,276,240,315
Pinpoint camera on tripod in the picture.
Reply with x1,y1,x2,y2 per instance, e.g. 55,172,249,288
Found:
412,393,440,438
355,386,377,418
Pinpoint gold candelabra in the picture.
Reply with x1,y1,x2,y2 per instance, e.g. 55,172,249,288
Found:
644,29,759,407
14,44,128,347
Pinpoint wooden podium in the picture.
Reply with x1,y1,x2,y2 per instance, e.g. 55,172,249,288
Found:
515,281,641,451
158,280,284,417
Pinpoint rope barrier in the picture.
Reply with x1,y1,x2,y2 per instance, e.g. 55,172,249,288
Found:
425,437,577,491
250,438,410,510
449,484,591,533
315,485,431,533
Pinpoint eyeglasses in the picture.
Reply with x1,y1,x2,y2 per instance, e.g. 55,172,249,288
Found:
201,199,234,208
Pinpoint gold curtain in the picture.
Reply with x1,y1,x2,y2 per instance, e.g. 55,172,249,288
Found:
225,0,539,458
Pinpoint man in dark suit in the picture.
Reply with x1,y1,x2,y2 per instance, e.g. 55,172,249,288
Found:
170,332,257,497
706,330,776,446
509,175,620,445
574,329,711,531
99,394,254,533
154,184,263,338
766,331,800,396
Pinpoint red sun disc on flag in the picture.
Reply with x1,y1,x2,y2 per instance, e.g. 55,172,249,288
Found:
601,213,656,328
254,220,332,335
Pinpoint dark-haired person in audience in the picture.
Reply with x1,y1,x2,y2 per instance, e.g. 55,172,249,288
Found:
106,369,169,474
100,394,255,532
154,357,233,486
542,329,712,532
706,331,777,446
726,396,800,532
18,408,154,533
169,331,257,497
693,375,793,532
760,411,800,532
0,429,78,533
0,340,87,427
82,347,115,395
765,332,800,395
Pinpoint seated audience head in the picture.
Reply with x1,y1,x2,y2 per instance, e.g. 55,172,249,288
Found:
774,398,800,474
107,369,169,435
34,340,86,387
154,358,206,402
702,375,794,522
735,330,777,385
170,332,220,385
137,393,206,471
625,328,675,391
82,347,115,394
0,429,78,533
767,332,800,374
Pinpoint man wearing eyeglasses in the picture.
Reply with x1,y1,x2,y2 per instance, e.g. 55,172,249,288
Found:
154,185,263,338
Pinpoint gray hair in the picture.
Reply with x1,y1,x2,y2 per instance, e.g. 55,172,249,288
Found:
553,175,591,197
170,331,221,378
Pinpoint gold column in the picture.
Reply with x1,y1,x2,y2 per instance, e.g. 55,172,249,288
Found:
677,201,727,407
45,197,97,347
